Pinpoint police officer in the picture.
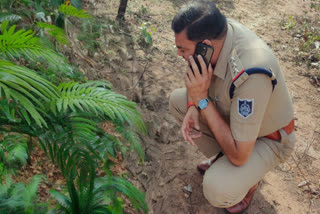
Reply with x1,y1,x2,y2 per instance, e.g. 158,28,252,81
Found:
169,1,296,213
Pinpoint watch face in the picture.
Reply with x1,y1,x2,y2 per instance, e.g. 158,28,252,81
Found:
199,99,208,109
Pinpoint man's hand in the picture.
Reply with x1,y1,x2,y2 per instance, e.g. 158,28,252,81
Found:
181,106,202,145
185,55,213,104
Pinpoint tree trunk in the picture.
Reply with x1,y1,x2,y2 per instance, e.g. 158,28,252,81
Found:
116,0,128,20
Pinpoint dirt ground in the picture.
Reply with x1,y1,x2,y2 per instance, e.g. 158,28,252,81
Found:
79,0,320,213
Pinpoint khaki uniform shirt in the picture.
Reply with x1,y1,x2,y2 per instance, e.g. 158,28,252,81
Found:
208,19,294,142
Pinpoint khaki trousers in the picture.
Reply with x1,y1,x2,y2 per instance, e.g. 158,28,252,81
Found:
169,88,295,208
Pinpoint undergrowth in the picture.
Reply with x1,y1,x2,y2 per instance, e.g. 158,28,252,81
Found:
282,1,320,79
0,0,149,213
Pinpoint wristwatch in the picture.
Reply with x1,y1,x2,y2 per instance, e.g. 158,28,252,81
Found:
197,97,211,111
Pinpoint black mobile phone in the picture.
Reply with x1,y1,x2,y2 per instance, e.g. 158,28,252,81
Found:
191,43,214,74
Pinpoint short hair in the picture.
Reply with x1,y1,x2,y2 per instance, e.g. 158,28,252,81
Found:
171,0,227,41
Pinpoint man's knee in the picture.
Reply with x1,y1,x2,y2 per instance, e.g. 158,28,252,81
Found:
202,170,245,208
168,88,187,120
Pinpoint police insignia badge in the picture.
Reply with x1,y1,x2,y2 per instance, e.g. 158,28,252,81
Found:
238,98,254,118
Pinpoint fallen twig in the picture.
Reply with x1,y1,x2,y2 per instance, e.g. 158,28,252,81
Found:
131,62,149,91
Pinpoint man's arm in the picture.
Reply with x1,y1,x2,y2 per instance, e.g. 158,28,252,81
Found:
199,101,255,166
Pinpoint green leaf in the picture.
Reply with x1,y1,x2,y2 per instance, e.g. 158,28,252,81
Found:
95,176,148,214
0,59,60,127
23,175,43,208
59,4,93,19
37,22,69,45
0,21,74,75
55,81,147,134
49,189,71,209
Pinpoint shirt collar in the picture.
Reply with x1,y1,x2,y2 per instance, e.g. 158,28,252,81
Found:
213,21,234,80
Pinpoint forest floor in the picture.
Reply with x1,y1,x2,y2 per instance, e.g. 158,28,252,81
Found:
60,0,320,213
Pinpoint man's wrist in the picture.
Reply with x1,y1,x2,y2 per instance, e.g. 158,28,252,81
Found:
187,101,196,111
193,95,208,107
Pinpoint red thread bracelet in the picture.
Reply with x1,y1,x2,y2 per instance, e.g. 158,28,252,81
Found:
187,101,195,111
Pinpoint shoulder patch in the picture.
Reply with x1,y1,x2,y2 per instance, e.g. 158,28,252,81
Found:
238,98,254,119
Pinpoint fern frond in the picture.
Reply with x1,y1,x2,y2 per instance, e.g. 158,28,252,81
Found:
6,144,28,167
23,175,43,208
56,81,147,134
2,133,28,169
59,4,92,18
0,13,22,23
49,189,71,210
37,22,69,45
0,99,19,123
0,59,59,127
94,176,148,214
0,176,45,213
101,134,116,158
0,20,73,74
118,128,145,162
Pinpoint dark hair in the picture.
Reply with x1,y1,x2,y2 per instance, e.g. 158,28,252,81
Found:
171,0,227,41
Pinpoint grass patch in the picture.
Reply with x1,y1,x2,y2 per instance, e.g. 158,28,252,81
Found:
282,2,320,78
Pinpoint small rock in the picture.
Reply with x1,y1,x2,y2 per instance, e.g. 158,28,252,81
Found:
159,182,165,187
311,62,320,68
317,88,320,93
184,184,192,193
184,193,189,198
298,180,309,187
109,25,114,33
295,34,302,38
93,52,100,61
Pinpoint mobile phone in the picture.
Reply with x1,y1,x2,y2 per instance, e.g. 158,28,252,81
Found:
191,43,214,74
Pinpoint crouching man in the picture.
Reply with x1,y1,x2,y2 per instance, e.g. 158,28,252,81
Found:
169,1,295,213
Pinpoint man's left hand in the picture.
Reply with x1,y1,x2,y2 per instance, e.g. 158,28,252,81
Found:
185,55,213,104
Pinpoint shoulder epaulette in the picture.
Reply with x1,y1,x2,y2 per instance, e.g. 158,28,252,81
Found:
229,67,277,99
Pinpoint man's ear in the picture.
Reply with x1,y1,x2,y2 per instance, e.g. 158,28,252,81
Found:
202,39,213,47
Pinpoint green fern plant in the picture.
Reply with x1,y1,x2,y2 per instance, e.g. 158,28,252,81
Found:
0,20,74,75
50,176,148,214
0,15,147,213
37,22,70,45
0,133,28,170
0,3,148,214
36,91,147,213
48,142,148,214
0,175,48,214
58,4,92,19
